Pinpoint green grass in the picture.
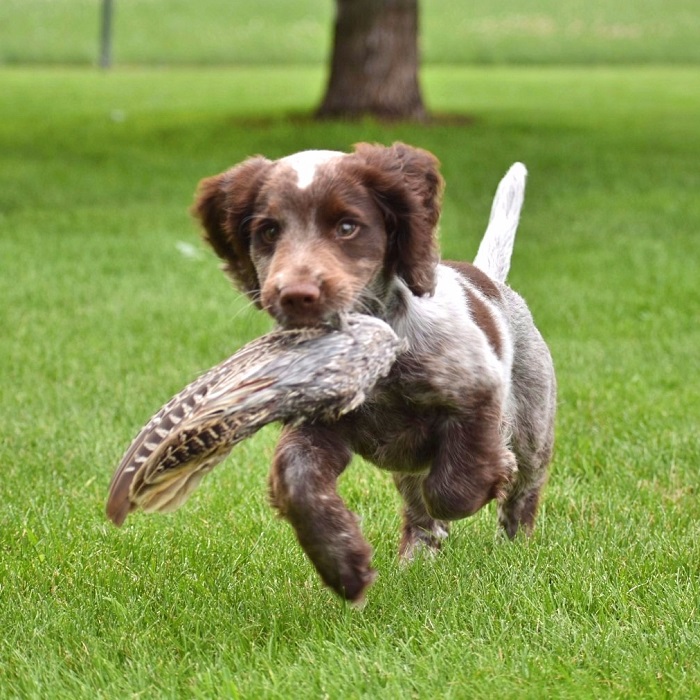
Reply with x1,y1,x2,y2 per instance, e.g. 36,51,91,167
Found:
1,64,699,697
2,0,700,66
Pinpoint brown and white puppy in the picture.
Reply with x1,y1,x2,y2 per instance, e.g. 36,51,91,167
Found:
194,143,556,603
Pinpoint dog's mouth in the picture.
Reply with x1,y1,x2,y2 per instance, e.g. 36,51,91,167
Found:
271,309,345,331
263,287,358,331
261,274,376,331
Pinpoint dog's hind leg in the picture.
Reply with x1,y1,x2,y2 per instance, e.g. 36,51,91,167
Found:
497,320,557,538
393,473,450,562
497,449,551,539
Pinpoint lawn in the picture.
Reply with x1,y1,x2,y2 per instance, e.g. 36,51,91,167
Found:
1,63,698,697
2,0,700,66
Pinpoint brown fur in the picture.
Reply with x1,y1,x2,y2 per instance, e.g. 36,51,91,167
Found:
193,143,556,602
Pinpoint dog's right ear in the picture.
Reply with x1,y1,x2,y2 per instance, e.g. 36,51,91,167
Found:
192,156,272,304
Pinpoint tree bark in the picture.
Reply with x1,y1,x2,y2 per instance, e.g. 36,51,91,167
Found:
317,0,427,121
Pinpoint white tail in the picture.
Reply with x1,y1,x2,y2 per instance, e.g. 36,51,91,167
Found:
473,162,528,283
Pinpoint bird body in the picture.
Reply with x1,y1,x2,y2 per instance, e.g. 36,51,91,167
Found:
106,314,403,526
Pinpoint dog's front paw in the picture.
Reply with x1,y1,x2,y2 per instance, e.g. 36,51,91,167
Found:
314,543,376,604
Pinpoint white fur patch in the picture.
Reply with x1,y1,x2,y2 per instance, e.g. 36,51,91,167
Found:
391,265,511,392
280,150,344,189
473,162,527,283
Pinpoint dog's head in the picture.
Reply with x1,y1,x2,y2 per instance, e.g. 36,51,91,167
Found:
193,142,443,327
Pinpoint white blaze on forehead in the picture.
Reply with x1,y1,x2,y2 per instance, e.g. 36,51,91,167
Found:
279,149,344,189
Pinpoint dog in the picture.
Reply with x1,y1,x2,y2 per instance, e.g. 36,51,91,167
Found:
194,142,556,602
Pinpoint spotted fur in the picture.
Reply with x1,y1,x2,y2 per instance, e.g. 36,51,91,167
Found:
194,143,556,602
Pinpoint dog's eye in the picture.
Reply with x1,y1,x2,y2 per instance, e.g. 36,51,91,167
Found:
336,220,359,239
256,221,280,245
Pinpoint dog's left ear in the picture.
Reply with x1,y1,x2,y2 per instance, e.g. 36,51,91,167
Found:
353,142,444,296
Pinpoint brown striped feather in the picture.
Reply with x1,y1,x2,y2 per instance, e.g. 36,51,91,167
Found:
106,314,404,525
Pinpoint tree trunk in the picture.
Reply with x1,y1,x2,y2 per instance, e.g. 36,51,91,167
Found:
317,0,427,121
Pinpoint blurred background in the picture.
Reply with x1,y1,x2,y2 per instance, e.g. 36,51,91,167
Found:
3,0,700,67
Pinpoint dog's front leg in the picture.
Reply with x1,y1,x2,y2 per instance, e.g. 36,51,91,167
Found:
268,424,375,602
421,393,516,521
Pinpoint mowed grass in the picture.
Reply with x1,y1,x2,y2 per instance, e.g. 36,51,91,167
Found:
2,0,700,66
1,65,699,697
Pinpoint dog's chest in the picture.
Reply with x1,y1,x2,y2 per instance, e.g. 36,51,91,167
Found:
336,359,448,473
